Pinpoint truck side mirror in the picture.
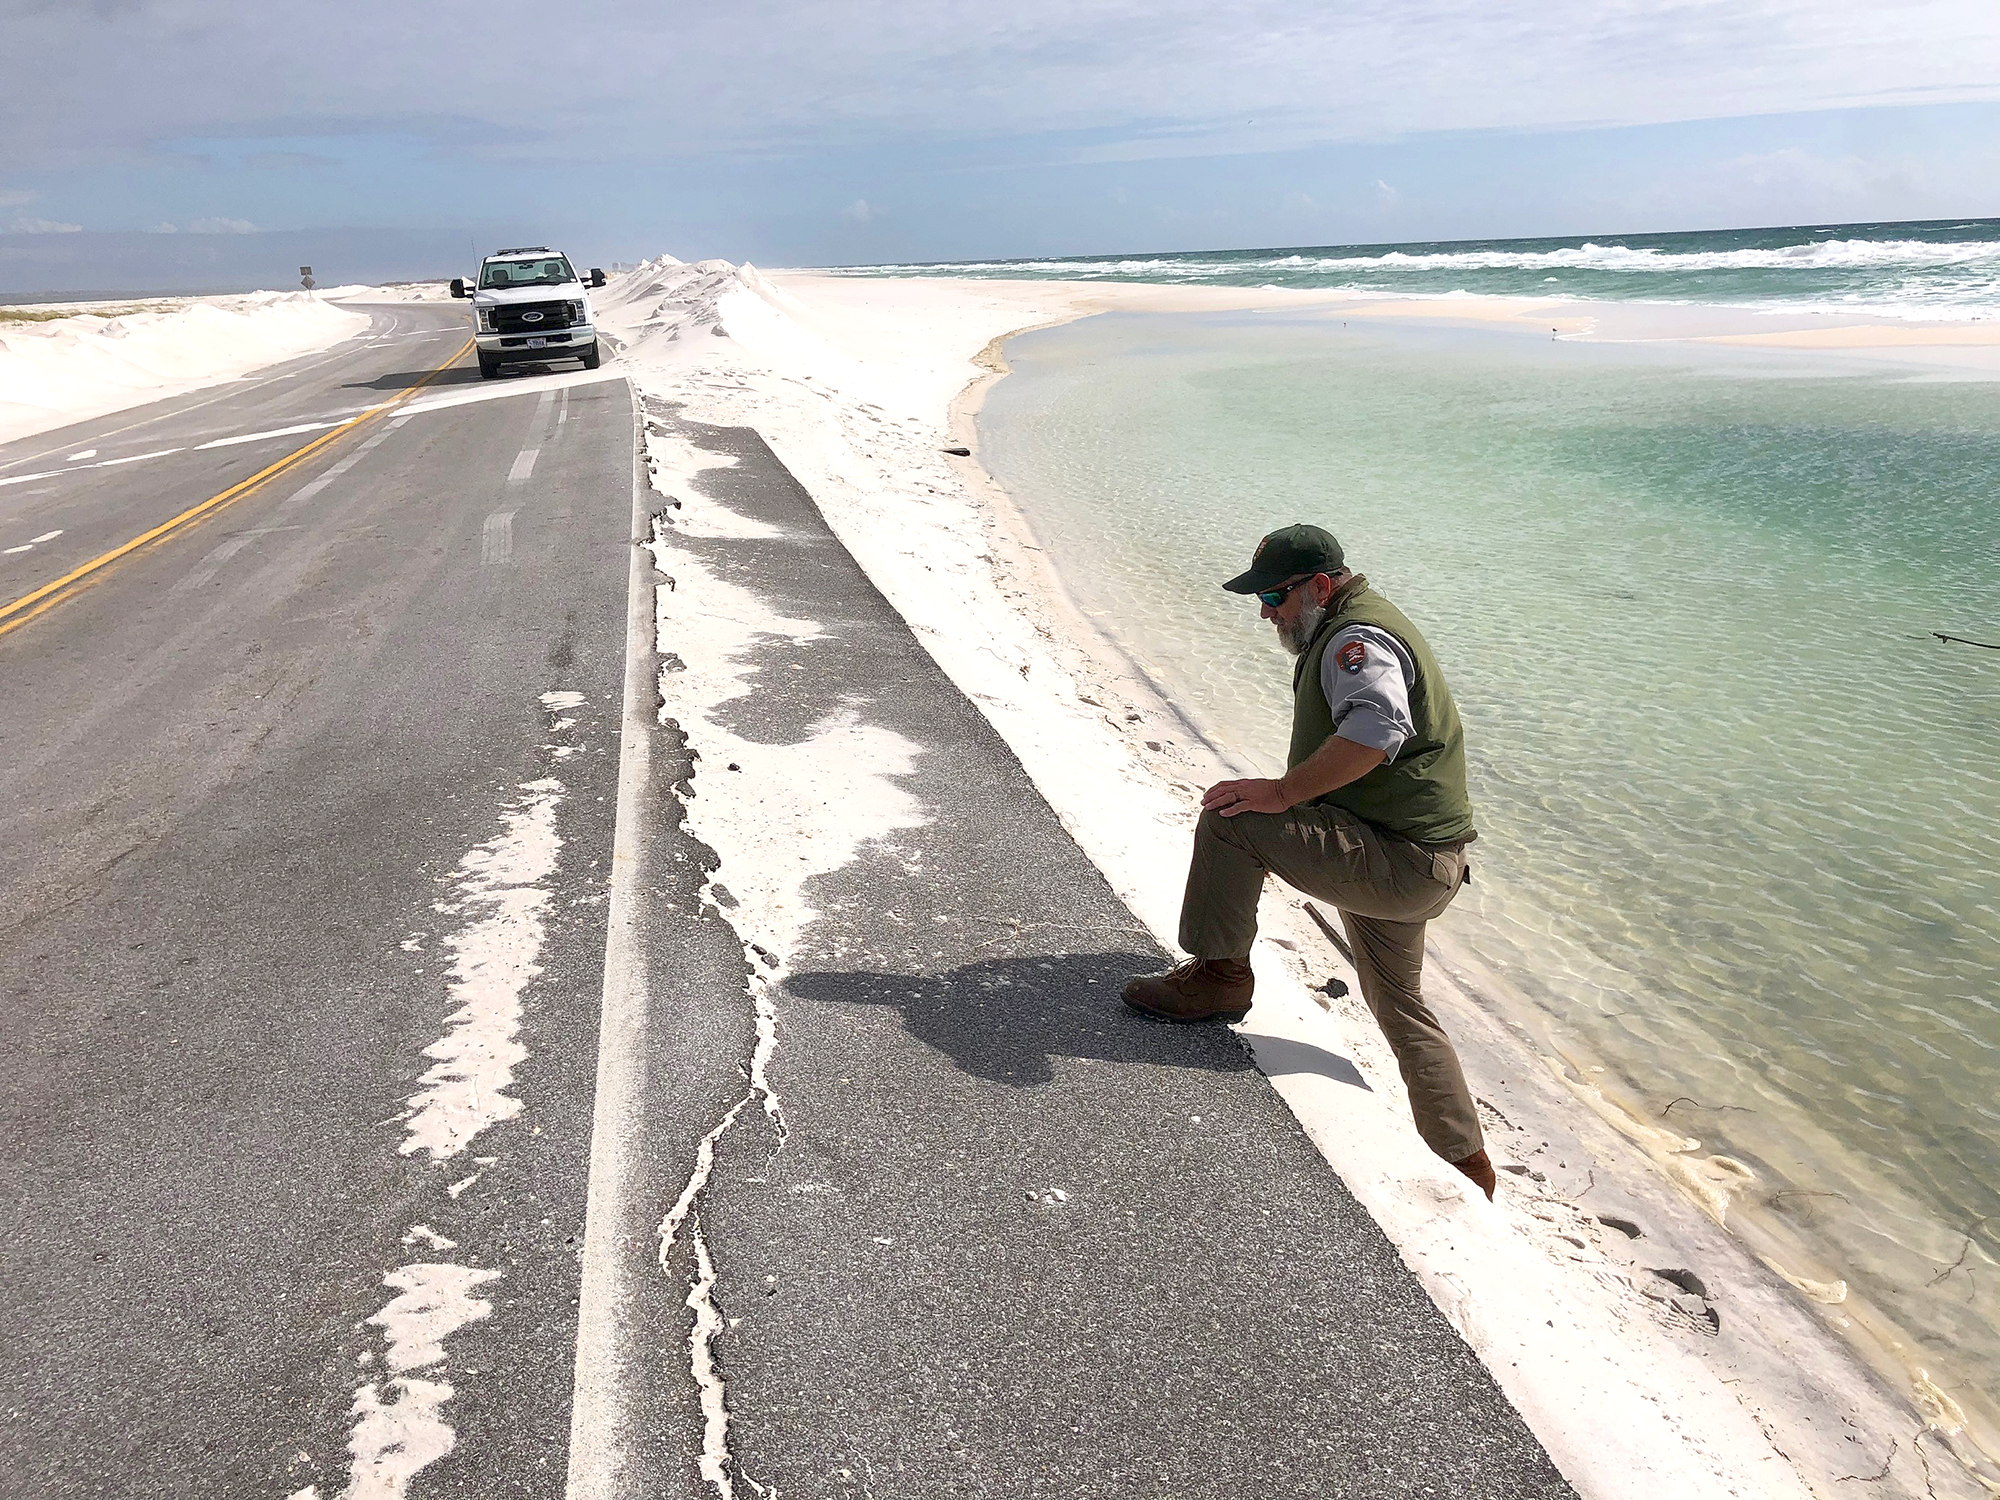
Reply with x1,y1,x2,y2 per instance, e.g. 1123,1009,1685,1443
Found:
450,278,469,298
590,268,607,288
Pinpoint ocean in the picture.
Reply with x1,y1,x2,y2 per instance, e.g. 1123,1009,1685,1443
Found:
833,216,2000,323
849,218,2000,1452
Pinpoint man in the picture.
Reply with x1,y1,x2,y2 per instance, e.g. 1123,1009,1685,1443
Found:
1123,524,1497,1198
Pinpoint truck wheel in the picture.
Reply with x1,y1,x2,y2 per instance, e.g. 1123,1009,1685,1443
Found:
478,353,501,379
579,342,602,371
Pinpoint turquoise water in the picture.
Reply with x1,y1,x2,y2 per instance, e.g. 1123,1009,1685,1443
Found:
976,310,2000,1434
830,217,2000,322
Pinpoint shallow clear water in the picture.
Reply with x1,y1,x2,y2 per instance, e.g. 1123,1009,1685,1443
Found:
830,217,2000,321
977,310,2000,1416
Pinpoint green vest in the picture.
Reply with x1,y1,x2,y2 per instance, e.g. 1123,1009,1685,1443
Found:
1289,576,1477,844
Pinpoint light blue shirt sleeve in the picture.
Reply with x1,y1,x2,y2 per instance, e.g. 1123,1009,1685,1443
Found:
1320,623,1417,761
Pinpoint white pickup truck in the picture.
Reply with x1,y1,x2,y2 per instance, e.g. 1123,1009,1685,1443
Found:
450,247,608,379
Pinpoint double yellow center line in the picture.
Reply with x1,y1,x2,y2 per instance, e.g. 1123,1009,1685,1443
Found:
0,337,473,643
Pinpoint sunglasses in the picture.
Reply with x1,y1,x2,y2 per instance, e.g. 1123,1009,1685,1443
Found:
1256,575,1318,609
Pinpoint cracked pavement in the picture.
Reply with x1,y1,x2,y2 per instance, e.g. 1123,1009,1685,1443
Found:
610,403,1577,1500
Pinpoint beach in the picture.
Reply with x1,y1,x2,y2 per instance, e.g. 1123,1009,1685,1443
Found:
6,253,1988,1495
19,0,2000,1485
584,258,1999,1498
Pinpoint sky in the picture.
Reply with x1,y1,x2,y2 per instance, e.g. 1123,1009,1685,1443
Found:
5,0,2000,291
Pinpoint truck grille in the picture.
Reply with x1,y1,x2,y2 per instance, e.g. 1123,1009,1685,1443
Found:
492,300,576,334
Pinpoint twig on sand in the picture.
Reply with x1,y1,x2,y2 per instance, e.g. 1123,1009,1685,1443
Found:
1933,632,1999,650
1300,901,1354,962
1929,1241,1974,1287
1662,1096,1755,1117
1836,1439,1897,1483
1927,1217,1989,1287
1555,1169,1597,1204
1912,1429,1941,1500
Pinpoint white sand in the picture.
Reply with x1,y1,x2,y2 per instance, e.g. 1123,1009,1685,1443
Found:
0,290,369,449
316,282,458,305
593,259,1999,1499
642,515,931,1499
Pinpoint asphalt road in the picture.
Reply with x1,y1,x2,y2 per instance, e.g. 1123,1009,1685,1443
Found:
583,399,1577,1500
0,302,654,1498
0,302,1575,1499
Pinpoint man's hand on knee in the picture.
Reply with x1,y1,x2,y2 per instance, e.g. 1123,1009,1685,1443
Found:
1201,777,1292,817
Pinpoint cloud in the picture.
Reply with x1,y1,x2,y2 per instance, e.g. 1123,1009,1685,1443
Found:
245,150,338,169
0,189,35,208
131,215,260,233
5,0,2000,268
5,0,1998,170
1711,145,1907,197
1621,142,1946,226
8,216,83,233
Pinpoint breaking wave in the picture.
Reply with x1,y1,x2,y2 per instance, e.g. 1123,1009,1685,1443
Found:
829,218,2000,320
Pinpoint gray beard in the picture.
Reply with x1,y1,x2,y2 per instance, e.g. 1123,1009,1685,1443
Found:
1277,599,1327,656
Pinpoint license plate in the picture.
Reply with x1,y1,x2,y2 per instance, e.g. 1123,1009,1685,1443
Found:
526,337,547,349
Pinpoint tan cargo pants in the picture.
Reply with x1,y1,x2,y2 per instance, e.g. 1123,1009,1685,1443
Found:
1177,803,1484,1164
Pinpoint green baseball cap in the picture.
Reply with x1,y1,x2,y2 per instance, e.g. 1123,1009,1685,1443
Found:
1222,524,1346,594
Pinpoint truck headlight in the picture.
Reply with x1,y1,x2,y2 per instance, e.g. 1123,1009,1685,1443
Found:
570,300,586,320
476,308,494,332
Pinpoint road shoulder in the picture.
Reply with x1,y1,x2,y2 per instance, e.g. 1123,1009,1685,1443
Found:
573,396,1574,1499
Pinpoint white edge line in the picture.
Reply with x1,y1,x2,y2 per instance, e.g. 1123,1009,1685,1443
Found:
92,447,184,467
566,377,653,1500
194,420,344,450
0,447,186,485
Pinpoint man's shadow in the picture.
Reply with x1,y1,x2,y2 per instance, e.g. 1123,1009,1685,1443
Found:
784,950,1370,1093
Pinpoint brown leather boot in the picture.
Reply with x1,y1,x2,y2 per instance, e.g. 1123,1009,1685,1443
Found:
1452,1148,1497,1200
1122,958,1254,1023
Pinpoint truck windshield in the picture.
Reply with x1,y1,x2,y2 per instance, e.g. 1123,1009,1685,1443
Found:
479,257,575,289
